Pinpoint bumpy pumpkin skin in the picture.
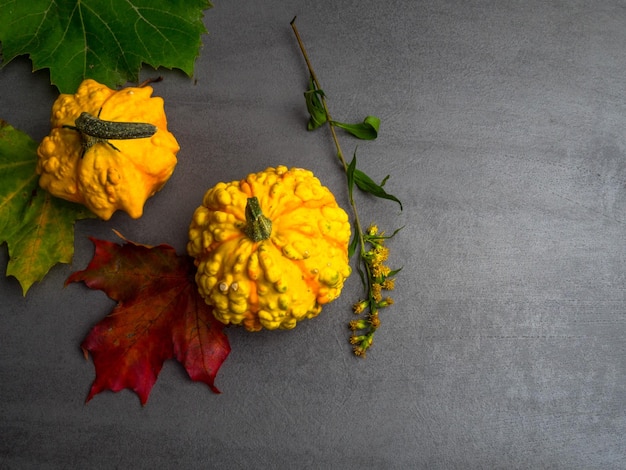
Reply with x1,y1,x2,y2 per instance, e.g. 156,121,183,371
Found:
188,166,352,331
36,79,179,220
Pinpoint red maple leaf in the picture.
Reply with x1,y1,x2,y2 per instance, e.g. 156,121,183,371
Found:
66,234,230,405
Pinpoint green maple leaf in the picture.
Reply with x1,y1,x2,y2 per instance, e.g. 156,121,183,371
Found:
0,120,94,295
0,0,212,93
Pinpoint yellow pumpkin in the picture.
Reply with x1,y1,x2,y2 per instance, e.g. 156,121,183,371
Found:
187,166,352,331
36,79,179,220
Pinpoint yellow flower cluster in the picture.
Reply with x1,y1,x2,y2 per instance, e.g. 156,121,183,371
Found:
349,224,398,357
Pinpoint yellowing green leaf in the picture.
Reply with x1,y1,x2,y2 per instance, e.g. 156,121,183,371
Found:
0,0,212,93
0,120,94,294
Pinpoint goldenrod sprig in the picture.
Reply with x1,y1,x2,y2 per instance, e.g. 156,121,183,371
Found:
348,224,400,356
291,18,402,357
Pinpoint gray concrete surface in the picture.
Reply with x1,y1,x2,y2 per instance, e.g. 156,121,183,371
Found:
1,1,625,468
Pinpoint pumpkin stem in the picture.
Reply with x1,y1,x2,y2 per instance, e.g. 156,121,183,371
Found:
243,197,272,242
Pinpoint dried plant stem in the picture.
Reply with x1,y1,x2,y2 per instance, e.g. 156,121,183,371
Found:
291,18,400,357
290,18,367,257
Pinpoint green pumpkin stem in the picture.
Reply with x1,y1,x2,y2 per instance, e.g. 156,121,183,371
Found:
243,197,272,242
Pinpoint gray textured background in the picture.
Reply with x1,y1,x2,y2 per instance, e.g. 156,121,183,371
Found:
1,1,625,468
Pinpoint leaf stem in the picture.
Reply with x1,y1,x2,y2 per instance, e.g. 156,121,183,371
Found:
290,19,345,168
291,18,400,358
290,18,367,256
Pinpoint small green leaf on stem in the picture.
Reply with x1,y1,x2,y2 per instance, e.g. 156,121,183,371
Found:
353,166,403,210
304,77,327,130
331,115,380,140
346,153,357,203
348,231,360,259
387,267,403,278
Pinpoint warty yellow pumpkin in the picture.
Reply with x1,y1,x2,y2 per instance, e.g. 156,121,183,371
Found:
187,166,352,331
